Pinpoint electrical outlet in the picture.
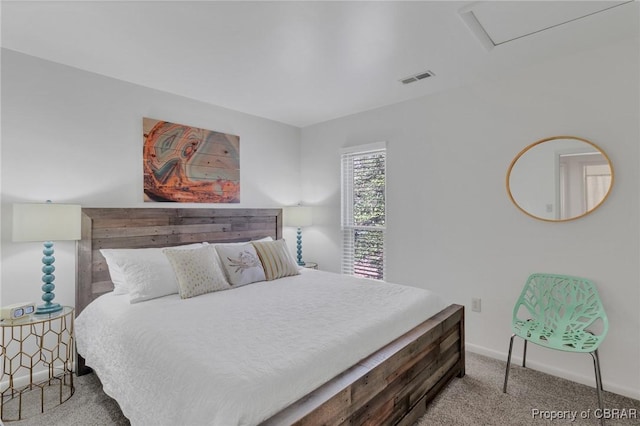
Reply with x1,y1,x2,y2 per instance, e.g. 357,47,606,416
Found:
472,298,482,312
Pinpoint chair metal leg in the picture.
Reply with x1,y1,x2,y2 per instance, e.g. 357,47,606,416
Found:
503,334,516,393
590,350,605,425
591,351,604,401
522,339,528,368
593,349,604,391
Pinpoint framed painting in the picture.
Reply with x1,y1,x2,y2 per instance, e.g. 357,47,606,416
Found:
143,118,240,203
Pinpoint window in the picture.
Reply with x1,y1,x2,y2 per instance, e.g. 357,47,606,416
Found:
341,142,386,280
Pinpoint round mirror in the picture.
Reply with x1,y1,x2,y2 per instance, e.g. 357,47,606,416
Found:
507,136,614,222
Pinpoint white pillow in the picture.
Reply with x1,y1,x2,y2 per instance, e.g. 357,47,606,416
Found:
163,245,230,299
100,243,203,303
215,243,266,287
208,237,273,275
100,250,129,295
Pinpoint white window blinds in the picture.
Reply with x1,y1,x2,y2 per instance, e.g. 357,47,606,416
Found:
341,142,386,280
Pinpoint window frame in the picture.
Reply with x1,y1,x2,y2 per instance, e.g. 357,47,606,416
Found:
340,141,387,280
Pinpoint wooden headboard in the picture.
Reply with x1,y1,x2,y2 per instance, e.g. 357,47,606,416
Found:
76,208,282,314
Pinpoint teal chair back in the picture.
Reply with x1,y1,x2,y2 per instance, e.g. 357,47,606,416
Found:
512,273,608,353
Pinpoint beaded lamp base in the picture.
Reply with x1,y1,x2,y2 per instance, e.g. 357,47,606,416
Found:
296,227,306,266
35,241,62,314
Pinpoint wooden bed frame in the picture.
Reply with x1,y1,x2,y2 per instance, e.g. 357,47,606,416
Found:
76,207,465,425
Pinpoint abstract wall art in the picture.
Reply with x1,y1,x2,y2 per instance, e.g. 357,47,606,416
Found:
143,117,240,203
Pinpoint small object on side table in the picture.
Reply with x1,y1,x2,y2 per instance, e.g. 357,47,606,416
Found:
0,306,75,421
303,262,318,270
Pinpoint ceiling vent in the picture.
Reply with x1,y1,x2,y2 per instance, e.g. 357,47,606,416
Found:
399,70,435,85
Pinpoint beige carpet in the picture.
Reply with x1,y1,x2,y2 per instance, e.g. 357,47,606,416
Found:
6,352,639,426
419,353,639,425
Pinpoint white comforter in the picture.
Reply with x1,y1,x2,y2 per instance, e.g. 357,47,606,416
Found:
75,269,445,426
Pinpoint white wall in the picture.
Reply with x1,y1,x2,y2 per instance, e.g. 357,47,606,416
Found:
0,49,302,309
301,38,640,399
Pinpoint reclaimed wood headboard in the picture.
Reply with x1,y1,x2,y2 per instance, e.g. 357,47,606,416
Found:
76,208,282,314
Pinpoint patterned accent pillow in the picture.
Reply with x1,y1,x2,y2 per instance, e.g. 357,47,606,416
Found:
163,245,230,299
252,239,300,281
215,243,266,287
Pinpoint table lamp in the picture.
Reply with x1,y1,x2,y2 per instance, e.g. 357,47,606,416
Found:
12,201,81,314
284,206,312,266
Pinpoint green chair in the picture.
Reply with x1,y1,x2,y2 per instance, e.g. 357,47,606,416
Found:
503,274,608,414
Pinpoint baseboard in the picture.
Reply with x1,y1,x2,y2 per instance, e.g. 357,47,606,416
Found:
0,362,75,392
466,343,640,401
0,369,49,391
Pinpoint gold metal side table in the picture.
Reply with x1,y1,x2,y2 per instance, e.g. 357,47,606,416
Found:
0,306,75,421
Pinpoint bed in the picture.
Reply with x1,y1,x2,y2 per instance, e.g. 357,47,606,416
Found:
75,208,465,425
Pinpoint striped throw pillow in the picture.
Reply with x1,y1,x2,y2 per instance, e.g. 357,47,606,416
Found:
252,239,300,281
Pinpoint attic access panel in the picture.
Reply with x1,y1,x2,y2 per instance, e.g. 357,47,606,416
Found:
460,1,631,50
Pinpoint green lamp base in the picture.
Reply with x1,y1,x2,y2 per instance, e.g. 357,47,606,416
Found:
36,241,62,315
296,227,306,266
36,302,62,315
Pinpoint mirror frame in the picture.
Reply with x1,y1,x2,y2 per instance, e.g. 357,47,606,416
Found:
506,136,614,222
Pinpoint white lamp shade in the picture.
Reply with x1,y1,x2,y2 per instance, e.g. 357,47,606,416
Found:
284,206,313,228
13,203,82,242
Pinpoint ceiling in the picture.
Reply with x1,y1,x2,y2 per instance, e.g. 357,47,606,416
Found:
1,1,637,128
